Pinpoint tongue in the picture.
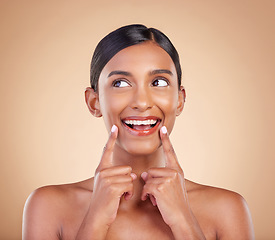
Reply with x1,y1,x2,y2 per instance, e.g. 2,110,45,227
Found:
132,124,151,131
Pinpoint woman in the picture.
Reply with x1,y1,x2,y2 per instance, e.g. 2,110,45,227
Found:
23,24,254,239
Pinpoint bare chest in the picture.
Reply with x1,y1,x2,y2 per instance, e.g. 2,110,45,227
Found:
105,209,174,240
61,205,174,240
106,212,217,240
61,208,218,240
60,197,217,240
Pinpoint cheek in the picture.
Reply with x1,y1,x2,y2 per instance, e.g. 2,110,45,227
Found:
154,89,178,112
99,93,129,127
154,90,178,127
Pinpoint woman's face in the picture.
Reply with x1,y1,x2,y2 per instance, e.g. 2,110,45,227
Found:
96,41,184,155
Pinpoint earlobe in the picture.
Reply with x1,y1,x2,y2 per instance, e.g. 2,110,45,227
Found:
85,87,102,117
176,86,186,116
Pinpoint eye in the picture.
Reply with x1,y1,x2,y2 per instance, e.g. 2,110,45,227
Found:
112,79,131,88
152,78,169,87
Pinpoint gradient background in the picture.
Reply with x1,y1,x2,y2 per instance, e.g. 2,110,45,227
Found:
1,0,274,239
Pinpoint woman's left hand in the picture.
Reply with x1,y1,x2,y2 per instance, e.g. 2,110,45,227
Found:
141,126,206,239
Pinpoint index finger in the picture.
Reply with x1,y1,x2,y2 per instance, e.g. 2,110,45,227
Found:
160,126,182,170
96,125,118,172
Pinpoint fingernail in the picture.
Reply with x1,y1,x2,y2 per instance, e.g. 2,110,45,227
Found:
130,173,137,180
141,172,148,180
161,126,167,134
111,125,117,133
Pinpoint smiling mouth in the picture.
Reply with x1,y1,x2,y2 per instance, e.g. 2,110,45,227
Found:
124,119,158,130
121,117,161,136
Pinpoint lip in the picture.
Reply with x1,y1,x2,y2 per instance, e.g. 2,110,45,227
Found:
121,116,161,136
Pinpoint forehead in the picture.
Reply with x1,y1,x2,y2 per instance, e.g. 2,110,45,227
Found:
100,42,177,77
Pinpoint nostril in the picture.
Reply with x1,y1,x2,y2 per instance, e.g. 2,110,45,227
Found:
131,90,153,110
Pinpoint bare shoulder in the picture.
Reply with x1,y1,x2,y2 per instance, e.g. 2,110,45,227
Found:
22,178,94,240
24,178,94,212
186,180,255,240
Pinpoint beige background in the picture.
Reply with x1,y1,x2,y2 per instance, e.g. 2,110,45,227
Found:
1,0,274,239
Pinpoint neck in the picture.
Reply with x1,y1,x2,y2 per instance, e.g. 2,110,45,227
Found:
112,144,166,210
112,144,166,175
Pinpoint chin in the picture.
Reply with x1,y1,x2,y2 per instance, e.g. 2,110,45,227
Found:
119,140,161,156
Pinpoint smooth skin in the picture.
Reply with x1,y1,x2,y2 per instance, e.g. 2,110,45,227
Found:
22,42,254,239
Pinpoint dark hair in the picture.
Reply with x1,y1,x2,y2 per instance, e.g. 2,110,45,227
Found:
90,24,182,91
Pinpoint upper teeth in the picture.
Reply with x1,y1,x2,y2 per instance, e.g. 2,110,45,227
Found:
124,119,157,125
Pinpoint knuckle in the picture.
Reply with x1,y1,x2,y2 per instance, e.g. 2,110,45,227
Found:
101,178,111,189
172,170,178,178
165,177,172,184
156,184,164,192
98,169,107,178
107,186,116,195
97,168,110,180
128,175,134,182
147,168,157,175
168,169,180,178
108,184,120,195
174,171,184,182
122,165,132,172
103,177,111,185
123,175,132,183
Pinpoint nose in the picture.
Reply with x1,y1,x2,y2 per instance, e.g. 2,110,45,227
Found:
130,87,153,111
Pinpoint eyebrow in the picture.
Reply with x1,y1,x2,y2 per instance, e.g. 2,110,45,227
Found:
150,69,173,76
108,71,132,78
108,69,173,78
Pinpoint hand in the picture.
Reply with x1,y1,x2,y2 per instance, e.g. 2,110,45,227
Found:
90,125,136,226
141,126,205,239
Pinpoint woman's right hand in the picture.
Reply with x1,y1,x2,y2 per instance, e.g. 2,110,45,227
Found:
76,125,136,239
91,125,136,225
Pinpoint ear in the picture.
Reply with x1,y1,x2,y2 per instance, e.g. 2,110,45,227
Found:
176,86,186,116
85,87,102,117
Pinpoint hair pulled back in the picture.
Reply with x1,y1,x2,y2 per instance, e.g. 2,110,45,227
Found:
90,24,182,91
